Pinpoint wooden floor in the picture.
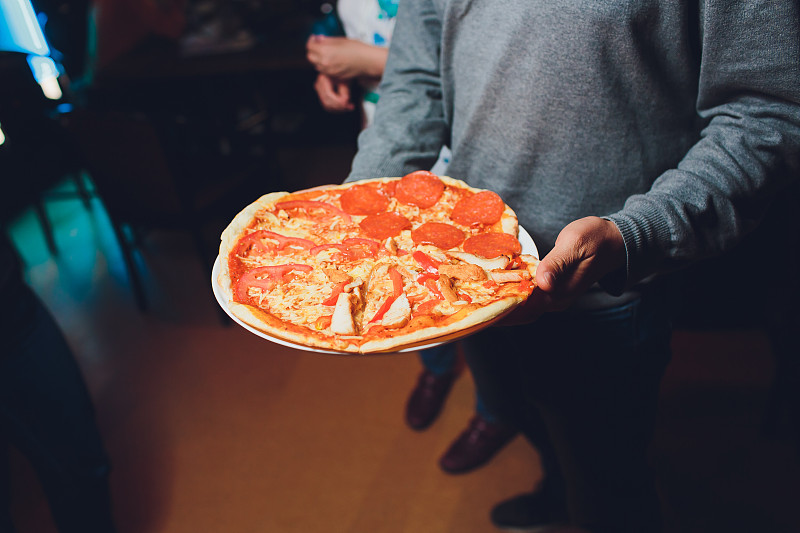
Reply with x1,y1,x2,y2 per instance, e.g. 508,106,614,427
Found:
5,165,800,533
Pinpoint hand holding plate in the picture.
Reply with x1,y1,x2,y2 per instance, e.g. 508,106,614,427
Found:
499,216,626,325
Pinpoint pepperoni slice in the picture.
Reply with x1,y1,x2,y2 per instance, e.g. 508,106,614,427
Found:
450,191,505,226
463,232,522,259
339,184,391,215
411,222,465,250
359,212,412,240
394,171,445,208
381,180,398,198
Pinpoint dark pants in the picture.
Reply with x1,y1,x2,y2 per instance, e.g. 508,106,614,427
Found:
418,342,497,422
464,287,674,533
0,283,116,533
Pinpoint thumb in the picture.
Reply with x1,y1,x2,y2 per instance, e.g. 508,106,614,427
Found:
533,216,627,300
534,239,575,294
534,262,557,293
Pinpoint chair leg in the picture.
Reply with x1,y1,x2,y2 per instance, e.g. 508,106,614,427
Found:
33,199,58,255
72,173,95,211
111,221,148,313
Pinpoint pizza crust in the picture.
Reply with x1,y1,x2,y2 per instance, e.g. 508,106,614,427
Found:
218,191,291,302
225,295,526,354
360,297,525,353
228,302,363,353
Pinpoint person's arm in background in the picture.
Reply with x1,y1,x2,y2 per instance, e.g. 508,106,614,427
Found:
307,35,388,81
312,72,355,113
512,1,800,323
307,35,389,113
347,0,449,179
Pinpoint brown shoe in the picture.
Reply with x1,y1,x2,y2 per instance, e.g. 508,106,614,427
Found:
405,370,457,430
439,415,517,474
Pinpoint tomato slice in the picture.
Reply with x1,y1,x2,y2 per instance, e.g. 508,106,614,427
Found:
416,299,440,315
369,267,405,323
311,243,346,257
389,267,404,297
322,281,349,306
237,230,315,256
269,232,315,251
369,296,395,324
275,200,352,224
236,231,271,256
235,264,313,302
312,238,380,261
314,315,333,330
424,278,444,300
416,272,439,285
412,250,441,274
342,237,380,259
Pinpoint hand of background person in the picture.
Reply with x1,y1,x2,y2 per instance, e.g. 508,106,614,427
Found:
313,73,355,112
306,35,387,80
501,216,627,325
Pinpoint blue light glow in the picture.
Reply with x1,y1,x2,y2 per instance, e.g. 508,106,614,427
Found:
0,0,50,55
27,54,58,83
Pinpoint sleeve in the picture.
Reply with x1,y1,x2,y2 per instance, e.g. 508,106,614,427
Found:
605,0,800,291
346,0,449,182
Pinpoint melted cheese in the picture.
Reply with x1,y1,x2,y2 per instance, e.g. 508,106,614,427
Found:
232,181,530,340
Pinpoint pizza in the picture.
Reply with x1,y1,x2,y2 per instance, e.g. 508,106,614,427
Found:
216,171,538,353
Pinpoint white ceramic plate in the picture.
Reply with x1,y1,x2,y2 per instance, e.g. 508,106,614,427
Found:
212,226,538,354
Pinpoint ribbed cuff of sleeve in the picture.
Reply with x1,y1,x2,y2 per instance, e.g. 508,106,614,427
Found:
604,204,674,292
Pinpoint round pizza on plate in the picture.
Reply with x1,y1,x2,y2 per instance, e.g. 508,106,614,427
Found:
215,172,539,354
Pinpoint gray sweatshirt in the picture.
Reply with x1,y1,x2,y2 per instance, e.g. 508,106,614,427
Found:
347,0,800,293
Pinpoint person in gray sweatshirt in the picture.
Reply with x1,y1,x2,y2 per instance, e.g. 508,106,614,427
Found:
347,0,800,531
